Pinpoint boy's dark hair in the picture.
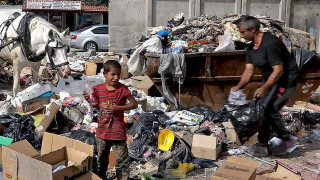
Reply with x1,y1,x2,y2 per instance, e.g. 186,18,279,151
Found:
235,15,261,31
103,60,121,73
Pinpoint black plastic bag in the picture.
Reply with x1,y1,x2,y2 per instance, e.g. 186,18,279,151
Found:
128,130,154,160
188,104,228,123
0,113,41,150
192,158,217,168
225,98,265,144
70,129,96,152
300,111,320,125
127,113,158,136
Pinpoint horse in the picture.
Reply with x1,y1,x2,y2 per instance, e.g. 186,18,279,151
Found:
0,13,71,95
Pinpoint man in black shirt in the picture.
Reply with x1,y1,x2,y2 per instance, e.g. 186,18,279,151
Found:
231,16,299,156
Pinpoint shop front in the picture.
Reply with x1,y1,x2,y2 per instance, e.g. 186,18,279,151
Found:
22,0,108,31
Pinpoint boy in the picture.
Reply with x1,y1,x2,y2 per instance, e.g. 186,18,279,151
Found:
85,60,138,180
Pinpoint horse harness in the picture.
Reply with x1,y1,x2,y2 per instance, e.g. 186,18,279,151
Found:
0,13,69,68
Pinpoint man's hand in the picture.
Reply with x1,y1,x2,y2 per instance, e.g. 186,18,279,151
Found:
230,86,240,93
255,87,267,98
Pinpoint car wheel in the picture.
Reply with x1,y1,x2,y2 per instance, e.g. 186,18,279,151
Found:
84,41,98,51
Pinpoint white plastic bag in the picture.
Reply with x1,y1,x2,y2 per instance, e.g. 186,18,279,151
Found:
214,29,235,52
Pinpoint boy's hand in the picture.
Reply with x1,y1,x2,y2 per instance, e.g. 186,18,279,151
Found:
105,103,119,114
83,91,89,100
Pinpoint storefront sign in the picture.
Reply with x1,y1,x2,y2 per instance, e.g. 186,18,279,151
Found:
26,0,81,10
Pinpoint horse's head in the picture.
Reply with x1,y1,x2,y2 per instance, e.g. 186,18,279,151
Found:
46,28,71,78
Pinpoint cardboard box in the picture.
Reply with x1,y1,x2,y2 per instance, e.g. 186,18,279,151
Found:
2,133,94,180
0,140,39,165
85,61,104,76
14,83,51,106
75,171,102,180
191,134,222,160
34,102,60,135
17,96,52,114
222,121,241,145
211,157,259,180
36,147,90,180
129,76,155,95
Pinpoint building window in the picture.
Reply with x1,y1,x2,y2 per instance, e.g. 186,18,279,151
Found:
49,12,62,29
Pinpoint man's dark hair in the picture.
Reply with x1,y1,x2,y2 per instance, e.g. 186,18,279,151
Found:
103,60,121,73
236,15,261,31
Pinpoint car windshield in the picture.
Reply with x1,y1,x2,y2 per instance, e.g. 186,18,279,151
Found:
78,26,92,32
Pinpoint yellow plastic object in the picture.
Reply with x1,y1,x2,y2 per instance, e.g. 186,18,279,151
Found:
32,114,45,127
178,161,195,173
158,129,175,151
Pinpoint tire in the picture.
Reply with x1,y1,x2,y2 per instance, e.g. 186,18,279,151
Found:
84,41,98,51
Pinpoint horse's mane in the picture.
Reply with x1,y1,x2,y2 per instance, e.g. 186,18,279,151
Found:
29,16,59,33
28,16,69,46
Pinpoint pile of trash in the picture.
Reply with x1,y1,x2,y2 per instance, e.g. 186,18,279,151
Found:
132,13,316,54
4,74,320,179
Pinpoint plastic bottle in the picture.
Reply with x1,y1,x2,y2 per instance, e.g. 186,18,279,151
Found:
84,80,93,100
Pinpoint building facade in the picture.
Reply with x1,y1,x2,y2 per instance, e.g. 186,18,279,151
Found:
22,0,108,31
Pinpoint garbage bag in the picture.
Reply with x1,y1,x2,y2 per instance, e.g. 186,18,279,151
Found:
300,111,320,125
70,129,96,146
0,113,41,150
127,113,159,136
227,90,249,105
60,105,84,125
129,130,154,160
292,47,315,70
191,158,217,168
225,97,265,144
188,104,227,123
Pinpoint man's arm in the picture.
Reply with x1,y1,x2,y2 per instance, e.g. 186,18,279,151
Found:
255,62,283,97
231,63,255,92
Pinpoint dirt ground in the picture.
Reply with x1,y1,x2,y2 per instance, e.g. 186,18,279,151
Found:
183,140,320,180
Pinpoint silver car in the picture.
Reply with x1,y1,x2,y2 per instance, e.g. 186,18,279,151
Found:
69,25,109,51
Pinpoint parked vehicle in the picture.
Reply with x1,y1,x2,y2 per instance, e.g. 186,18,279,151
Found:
70,25,108,51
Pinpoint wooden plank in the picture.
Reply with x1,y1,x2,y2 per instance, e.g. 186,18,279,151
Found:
205,56,212,77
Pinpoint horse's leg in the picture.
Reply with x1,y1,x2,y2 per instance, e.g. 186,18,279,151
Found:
12,59,22,96
31,62,40,84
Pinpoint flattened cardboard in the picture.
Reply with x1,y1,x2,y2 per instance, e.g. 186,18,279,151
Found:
222,121,241,145
129,76,154,95
35,102,60,135
211,157,259,180
256,164,301,180
294,101,320,112
191,134,222,160
244,133,259,145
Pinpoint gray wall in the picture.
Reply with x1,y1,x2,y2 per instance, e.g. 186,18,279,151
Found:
109,0,147,53
109,0,320,53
